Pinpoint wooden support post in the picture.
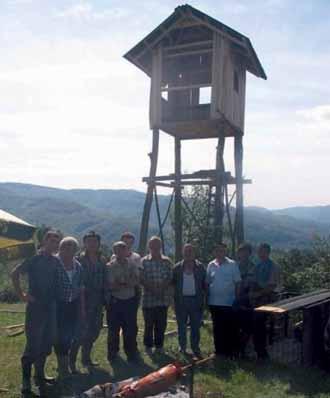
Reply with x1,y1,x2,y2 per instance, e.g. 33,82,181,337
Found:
302,307,315,366
139,129,159,255
214,135,225,243
174,137,183,262
234,134,244,245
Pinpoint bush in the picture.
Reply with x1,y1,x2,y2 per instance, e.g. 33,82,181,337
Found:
275,236,330,294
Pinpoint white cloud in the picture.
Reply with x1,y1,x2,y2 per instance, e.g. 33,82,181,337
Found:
55,2,128,22
298,105,330,125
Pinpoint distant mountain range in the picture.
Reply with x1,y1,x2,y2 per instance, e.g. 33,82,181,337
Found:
0,182,329,250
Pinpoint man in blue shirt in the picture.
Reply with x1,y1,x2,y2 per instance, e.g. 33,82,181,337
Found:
252,243,280,359
206,243,241,358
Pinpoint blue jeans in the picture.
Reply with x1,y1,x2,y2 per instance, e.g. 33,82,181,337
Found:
175,297,203,353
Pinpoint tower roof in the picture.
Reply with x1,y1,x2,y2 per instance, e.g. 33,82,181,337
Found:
124,4,267,80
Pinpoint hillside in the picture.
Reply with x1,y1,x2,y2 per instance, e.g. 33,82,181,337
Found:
273,206,330,225
0,182,329,249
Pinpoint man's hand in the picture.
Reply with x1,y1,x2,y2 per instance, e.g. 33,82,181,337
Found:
21,292,36,303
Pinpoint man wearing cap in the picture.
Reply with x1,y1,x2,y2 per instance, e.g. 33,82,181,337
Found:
70,231,107,371
105,241,140,362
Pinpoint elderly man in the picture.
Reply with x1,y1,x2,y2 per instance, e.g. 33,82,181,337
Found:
173,244,206,358
141,236,173,354
206,243,241,358
252,243,280,359
106,241,140,362
70,231,106,371
11,230,61,397
55,237,85,378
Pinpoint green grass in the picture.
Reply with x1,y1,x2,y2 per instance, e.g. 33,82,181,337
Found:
1,303,330,397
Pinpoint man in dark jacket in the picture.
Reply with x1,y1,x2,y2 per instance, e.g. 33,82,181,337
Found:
173,243,206,358
11,231,61,397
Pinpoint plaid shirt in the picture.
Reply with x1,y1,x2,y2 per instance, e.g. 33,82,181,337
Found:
141,255,173,308
79,253,106,304
56,256,84,303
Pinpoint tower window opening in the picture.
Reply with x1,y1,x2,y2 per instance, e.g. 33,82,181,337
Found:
199,86,211,104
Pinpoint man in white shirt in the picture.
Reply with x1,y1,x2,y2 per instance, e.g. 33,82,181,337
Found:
206,243,241,358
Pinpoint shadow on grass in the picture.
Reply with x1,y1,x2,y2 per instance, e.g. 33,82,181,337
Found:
48,366,111,397
111,355,154,380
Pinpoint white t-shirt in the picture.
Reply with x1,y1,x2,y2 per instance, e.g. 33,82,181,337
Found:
206,257,241,306
182,272,196,296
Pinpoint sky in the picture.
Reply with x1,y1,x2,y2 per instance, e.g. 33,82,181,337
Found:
0,0,329,209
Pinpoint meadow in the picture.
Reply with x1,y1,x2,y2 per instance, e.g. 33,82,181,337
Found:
1,304,330,398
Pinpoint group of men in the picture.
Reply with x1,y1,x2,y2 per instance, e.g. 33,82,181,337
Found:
11,230,280,397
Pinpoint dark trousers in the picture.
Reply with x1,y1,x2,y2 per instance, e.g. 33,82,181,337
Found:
253,312,268,358
175,297,203,352
143,306,168,348
71,300,103,363
22,302,56,373
238,308,254,354
133,293,140,345
73,300,103,344
209,305,239,357
106,296,137,359
54,300,79,356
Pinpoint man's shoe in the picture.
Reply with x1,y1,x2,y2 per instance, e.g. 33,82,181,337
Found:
192,350,203,360
82,358,99,368
154,347,165,355
179,348,188,356
108,353,119,364
34,376,56,386
34,357,56,386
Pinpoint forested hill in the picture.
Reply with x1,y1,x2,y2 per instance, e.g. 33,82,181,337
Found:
0,182,329,249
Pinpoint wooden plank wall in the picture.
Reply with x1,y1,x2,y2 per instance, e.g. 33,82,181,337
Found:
215,36,245,132
210,32,223,119
149,46,162,128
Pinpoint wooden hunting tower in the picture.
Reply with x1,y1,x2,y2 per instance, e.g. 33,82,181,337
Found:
124,4,266,259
